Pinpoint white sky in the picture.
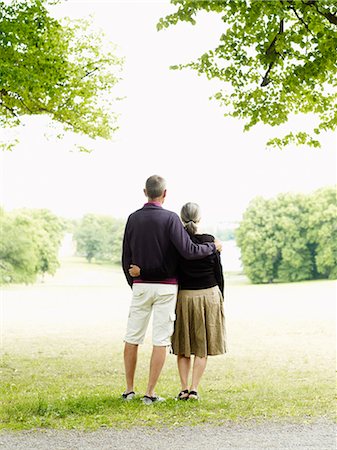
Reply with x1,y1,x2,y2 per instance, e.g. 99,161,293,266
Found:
0,0,336,225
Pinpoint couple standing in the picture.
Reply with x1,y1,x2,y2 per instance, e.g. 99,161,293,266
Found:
121,175,227,404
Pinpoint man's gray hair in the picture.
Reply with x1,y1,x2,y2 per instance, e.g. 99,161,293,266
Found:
145,175,166,199
180,202,201,235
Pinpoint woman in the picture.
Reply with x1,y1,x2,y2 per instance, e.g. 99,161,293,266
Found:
129,202,227,400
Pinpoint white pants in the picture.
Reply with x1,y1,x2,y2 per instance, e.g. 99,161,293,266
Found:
124,283,178,346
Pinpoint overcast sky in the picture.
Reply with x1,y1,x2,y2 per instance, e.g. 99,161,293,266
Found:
0,0,336,225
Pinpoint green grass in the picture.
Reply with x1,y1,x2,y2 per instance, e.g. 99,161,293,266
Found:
0,258,336,430
0,339,335,430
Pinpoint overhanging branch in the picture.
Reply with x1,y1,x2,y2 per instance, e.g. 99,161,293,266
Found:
289,4,315,36
0,101,18,117
303,0,337,25
261,19,284,87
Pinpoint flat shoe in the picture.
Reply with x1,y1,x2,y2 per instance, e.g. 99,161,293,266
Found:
141,395,165,405
122,391,135,401
188,390,199,400
176,389,189,400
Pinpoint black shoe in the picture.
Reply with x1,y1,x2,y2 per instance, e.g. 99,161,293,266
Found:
141,395,165,405
122,391,135,401
176,389,189,400
188,390,200,400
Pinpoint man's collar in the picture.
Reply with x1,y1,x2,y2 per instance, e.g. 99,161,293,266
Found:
144,201,162,207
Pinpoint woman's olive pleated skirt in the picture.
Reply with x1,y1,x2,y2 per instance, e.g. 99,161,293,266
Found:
171,286,227,358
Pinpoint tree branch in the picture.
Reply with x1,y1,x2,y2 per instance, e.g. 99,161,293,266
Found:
289,4,315,36
1,90,34,115
261,61,275,87
261,19,284,87
36,105,83,133
0,101,18,117
18,97,33,114
80,67,99,80
302,0,337,25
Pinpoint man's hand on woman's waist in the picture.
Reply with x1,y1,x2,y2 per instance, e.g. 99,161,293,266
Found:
129,264,141,277
214,239,222,253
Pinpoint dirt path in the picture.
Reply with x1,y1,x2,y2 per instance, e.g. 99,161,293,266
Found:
0,421,336,450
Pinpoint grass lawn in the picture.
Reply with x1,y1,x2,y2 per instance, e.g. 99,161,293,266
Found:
0,258,336,430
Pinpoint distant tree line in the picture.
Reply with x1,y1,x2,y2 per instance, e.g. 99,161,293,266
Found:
73,214,125,264
0,208,65,284
2,188,335,286
236,186,336,284
0,209,125,285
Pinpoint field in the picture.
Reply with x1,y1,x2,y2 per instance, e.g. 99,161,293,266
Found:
0,258,336,430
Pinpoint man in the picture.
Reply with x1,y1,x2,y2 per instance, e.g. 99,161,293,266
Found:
122,175,221,404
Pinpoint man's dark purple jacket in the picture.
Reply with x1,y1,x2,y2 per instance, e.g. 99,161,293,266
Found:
122,203,216,287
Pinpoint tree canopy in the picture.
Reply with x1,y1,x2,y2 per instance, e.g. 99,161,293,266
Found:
0,0,122,146
158,0,337,148
0,208,64,284
73,213,125,264
235,186,337,283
